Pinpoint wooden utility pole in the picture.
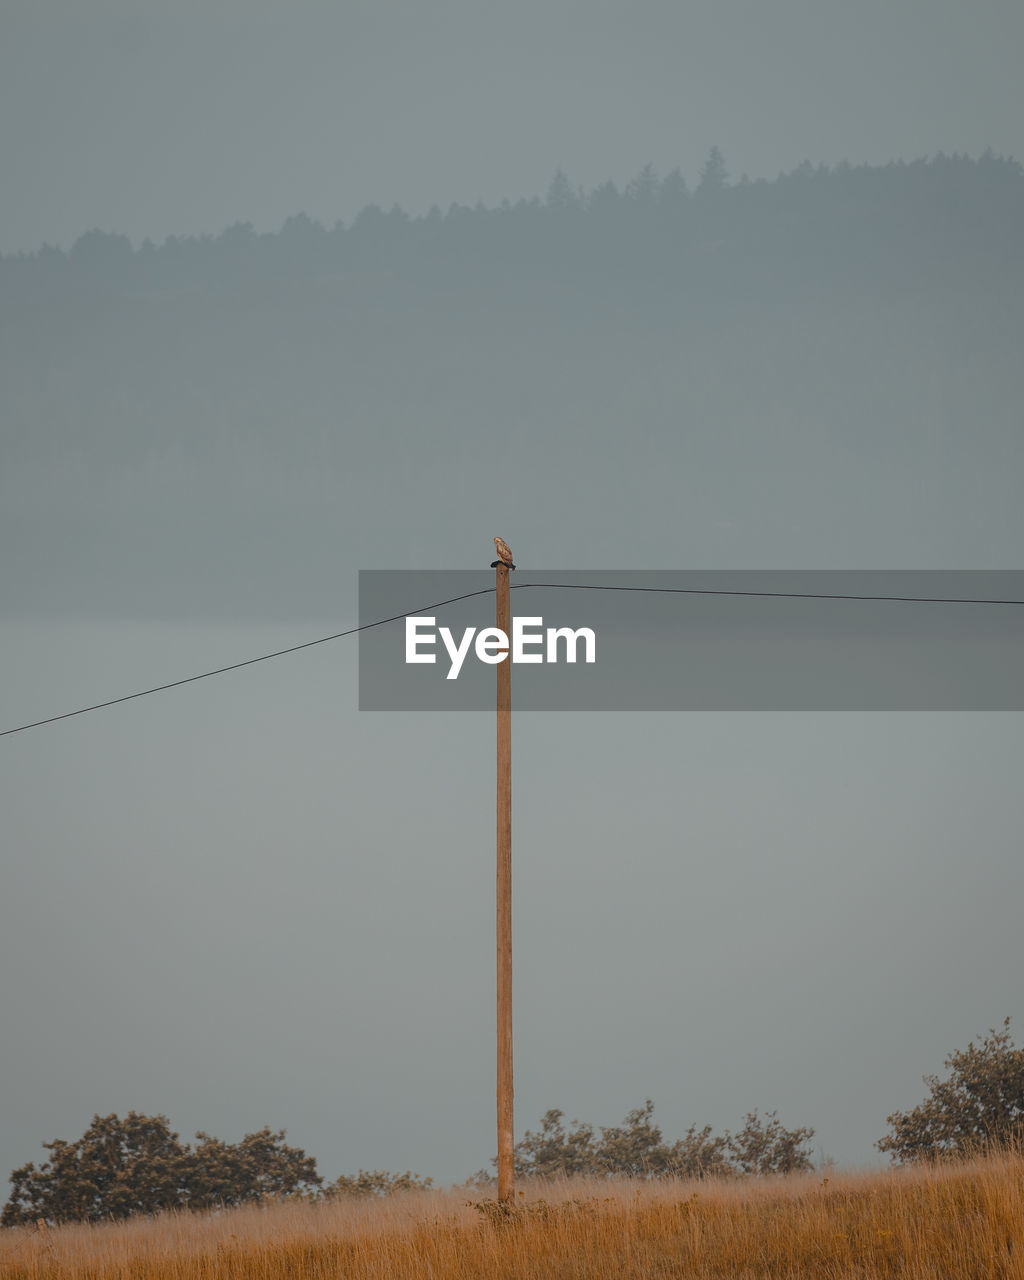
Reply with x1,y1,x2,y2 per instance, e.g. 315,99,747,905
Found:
494,551,514,1203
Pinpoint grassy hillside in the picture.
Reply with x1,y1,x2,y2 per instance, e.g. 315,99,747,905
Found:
2,1153,1022,1279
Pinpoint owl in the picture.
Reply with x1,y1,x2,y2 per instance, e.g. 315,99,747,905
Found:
493,537,515,568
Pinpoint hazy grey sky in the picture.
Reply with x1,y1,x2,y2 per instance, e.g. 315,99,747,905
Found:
2,0,1023,1198
2,0,1023,252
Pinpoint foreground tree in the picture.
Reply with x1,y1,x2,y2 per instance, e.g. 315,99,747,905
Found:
727,1110,816,1175
325,1169,434,1198
596,1100,675,1178
2,1113,186,1226
185,1127,322,1210
2,1114,321,1226
513,1109,599,1178
878,1018,1024,1162
477,1100,813,1184
666,1124,733,1179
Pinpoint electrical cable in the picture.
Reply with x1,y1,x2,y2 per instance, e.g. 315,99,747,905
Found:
0,588,494,738
2,581,1021,738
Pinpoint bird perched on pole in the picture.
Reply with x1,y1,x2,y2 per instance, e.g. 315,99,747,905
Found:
493,537,516,569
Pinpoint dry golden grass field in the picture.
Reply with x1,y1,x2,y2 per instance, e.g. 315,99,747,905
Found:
2,1153,1023,1279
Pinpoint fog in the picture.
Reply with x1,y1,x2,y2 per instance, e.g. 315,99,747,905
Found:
3,0,1023,253
1,1,1023,1192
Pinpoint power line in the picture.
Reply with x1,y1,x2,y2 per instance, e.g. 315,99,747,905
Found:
0,588,494,739
514,582,1024,606
2,582,1022,739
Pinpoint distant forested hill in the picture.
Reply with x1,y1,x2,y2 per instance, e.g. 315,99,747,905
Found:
4,150,1022,301
2,152,1022,618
